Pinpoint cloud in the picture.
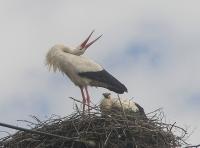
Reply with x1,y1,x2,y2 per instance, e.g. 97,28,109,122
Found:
0,0,200,145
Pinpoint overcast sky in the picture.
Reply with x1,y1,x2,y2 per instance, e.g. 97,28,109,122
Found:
0,0,200,145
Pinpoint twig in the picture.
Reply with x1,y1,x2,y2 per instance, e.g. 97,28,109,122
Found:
104,130,112,146
68,97,100,111
117,94,129,128
75,103,81,116
184,144,200,148
0,122,78,141
146,108,163,115
169,122,176,131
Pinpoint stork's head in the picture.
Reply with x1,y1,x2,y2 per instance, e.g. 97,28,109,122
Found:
103,93,111,99
74,30,102,55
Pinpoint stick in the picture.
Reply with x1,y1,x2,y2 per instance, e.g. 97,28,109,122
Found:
0,122,77,141
184,144,200,148
117,94,129,128
68,97,100,111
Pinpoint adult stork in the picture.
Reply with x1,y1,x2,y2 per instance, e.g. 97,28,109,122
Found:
46,31,128,112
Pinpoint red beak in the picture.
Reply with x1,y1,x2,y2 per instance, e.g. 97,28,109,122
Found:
79,30,102,49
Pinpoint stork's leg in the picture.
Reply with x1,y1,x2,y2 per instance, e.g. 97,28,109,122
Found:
80,87,86,113
85,86,90,113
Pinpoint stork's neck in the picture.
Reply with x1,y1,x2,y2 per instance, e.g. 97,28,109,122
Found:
57,44,85,56
59,45,74,54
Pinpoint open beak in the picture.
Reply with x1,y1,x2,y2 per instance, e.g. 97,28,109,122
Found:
79,30,102,50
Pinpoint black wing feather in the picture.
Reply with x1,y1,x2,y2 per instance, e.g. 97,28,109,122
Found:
78,69,128,94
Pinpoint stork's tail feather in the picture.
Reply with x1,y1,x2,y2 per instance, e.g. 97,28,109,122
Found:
78,69,128,94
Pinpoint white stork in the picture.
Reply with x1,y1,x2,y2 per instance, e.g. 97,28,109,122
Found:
46,31,128,112
100,93,146,118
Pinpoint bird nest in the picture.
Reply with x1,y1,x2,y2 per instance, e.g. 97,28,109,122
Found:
0,101,188,148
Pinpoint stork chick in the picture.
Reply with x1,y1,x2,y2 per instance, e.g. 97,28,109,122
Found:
100,93,146,118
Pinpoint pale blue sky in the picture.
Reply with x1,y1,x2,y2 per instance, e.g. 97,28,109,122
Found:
0,0,200,145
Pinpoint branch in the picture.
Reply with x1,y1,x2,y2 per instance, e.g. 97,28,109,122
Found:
0,122,78,141
184,144,200,148
68,97,100,111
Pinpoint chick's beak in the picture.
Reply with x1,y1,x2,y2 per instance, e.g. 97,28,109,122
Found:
103,93,111,99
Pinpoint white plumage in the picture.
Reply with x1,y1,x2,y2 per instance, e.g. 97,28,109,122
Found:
100,93,146,118
46,44,103,86
46,31,127,112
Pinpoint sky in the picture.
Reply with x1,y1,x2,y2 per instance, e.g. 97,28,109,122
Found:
0,0,200,145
